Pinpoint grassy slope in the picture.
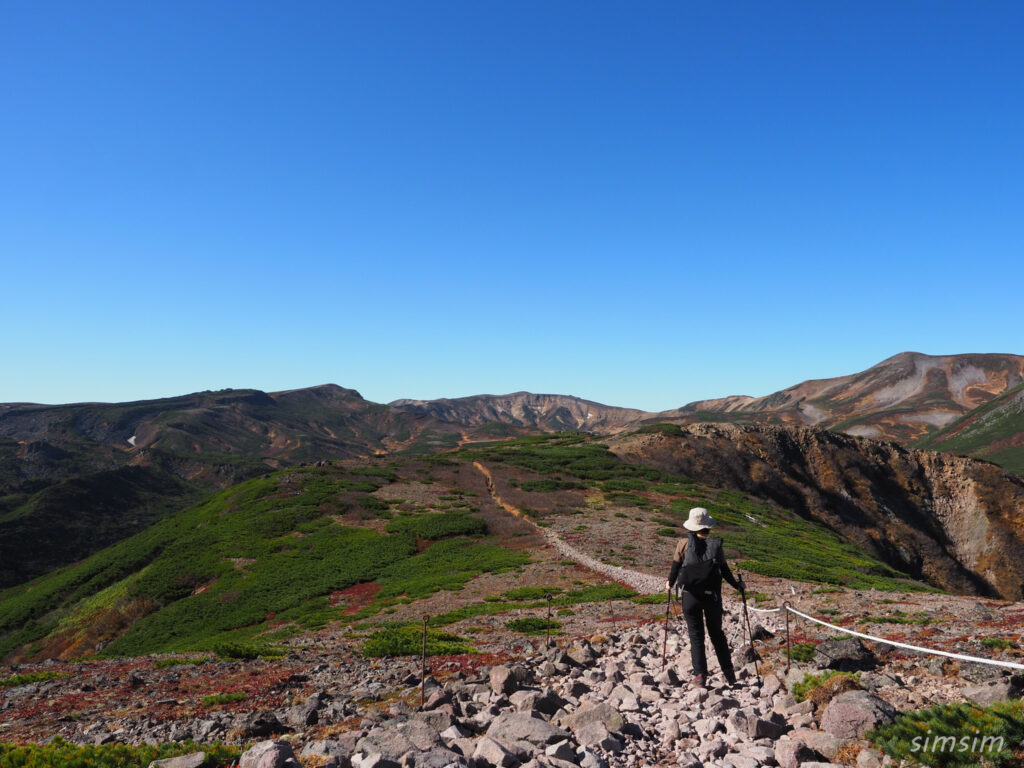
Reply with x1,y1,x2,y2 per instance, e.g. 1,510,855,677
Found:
914,383,1024,475
0,461,527,661
0,435,935,662
460,433,929,592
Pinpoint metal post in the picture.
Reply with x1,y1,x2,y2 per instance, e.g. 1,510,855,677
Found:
783,602,792,675
546,593,553,649
420,614,428,710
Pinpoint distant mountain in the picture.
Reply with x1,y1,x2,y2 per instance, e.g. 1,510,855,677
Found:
390,392,654,435
0,385,463,587
914,382,1024,475
669,352,1024,444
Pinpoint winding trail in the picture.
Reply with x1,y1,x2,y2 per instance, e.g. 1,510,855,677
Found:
473,461,782,630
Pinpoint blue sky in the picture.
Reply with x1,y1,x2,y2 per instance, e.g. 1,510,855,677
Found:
2,2,1022,410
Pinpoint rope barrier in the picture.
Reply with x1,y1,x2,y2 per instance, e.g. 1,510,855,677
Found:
784,604,1024,671
745,605,783,614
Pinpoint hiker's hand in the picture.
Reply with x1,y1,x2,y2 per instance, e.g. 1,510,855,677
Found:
737,575,746,591
665,580,672,591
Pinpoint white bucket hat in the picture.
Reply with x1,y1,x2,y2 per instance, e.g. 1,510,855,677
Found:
683,507,716,531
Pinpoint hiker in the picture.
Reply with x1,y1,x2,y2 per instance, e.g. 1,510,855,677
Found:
666,507,744,688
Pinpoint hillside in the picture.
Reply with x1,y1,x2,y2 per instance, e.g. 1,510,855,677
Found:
669,351,1024,444
613,424,1024,600
914,382,1024,475
390,392,655,435
0,385,464,587
0,432,959,665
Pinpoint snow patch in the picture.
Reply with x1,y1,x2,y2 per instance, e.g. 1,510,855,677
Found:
127,435,137,447
845,425,881,438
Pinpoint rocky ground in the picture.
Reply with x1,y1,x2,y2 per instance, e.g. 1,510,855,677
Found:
3,584,1024,768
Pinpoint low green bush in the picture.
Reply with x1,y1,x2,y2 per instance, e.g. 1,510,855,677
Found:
793,670,860,703
981,637,1013,650
789,642,817,662
869,700,1024,767
384,512,486,539
362,625,472,657
506,617,561,635
504,586,562,601
0,737,240,768
0,671,67,687
212,643,285,660
201,691,247,706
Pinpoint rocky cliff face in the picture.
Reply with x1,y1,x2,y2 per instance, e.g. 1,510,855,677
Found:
611,424,1024,599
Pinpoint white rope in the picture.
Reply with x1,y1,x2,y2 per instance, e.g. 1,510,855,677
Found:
746,604,783,614
784,605,1024,671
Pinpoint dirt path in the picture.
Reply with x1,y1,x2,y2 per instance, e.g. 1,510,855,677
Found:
472,461,782,632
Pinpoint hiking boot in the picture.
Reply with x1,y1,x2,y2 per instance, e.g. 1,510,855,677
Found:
724,670,737,686
690,674,706,689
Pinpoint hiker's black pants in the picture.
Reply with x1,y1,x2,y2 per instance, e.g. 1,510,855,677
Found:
682,590,734,679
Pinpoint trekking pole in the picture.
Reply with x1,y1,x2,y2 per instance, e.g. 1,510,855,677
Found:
661,585,671,671
738,572,760,679
546,593,553,649
783,601,792,675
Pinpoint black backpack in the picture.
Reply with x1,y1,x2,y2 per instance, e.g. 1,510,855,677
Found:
681,533,722,593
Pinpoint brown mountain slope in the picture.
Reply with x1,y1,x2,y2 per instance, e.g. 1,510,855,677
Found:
668,351,1024,443
611,423,1024,600
0,384,464,587
390,391,655,434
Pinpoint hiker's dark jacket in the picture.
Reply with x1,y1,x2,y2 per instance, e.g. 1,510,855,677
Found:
667,534,741,594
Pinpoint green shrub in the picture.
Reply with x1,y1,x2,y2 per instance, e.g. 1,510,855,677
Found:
363,625,472,657
506,617,561,635
201,691,247,706
0,737,240,768
793,670,861,703
632,593,670,605
636,423,684,436
0,671,67,687
869,700,1024,767
789,642,817,662
504,586,562,601
520,479,582,492
212,643,285,660
981,637,1013,650
385,512,486,539
655,528,677,537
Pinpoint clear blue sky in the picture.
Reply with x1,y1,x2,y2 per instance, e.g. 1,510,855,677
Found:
2,2,1022,411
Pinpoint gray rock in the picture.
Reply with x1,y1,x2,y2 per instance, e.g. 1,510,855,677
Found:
775,739,822,768
236,711,287,738
148,754,206,768
490,665,533,696
565,702,625,735
239,740,298,768
789,728,842,761
356,755,401,768
399,747,467,768
544,740,577,762
856,747,885,768
472,736,517,768
814,638,877,672
486,712,570,746
357,726,417,760
820,690,896,739
577,749,608,768
964,678,1024,706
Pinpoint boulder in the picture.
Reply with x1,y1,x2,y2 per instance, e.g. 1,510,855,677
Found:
774,739,822,768
814,638,877,672
820,691,896,739
239,740,298,768
472,737,517,768
236,711,287,738
148,754,206,768
486,712,571,746
964,677,1024,706
490,665,533,696
356,726,417,760
565,702,624,735
399,747,467,768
